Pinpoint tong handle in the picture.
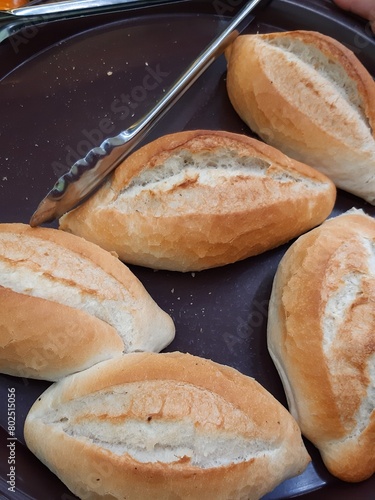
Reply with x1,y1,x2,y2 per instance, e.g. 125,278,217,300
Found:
0,0,180,43
29,0,268,226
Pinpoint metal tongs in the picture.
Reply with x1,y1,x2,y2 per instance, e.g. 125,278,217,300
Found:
30,0,270,226
0,0,184,43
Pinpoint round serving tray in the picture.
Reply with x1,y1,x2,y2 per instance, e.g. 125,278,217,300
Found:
0,0,374,498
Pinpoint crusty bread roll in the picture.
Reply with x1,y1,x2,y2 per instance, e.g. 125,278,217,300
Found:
0,223,174,380
225,31,375,205
59,130,336,271
24,352,310,500
267,209,375,482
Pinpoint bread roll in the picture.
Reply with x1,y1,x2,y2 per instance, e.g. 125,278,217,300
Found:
59,130,336,272
267,209,375,482
225,31,375,205
24,352,310,500
0,223,174,380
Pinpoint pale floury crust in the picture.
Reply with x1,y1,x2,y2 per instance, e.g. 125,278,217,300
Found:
24,352,311,500
267,210,375,482
0,223,175,380
59,129,336,271
225,31,375,204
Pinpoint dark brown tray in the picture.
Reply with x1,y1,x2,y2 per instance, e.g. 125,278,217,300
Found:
0,0,374,498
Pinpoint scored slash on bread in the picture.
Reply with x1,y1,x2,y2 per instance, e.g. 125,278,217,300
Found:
24,352,311,500
0,223,175,381
267,209,375,482
225,31,375,205
59,129,336,272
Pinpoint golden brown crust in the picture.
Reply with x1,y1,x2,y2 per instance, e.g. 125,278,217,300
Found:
280,31,375,126
110,129,331,189
267,210,375,482
1,223,141,295
24,352,311,499
225,31,375,204
0,224,175,380
0,286,123,380
59,129,336,272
